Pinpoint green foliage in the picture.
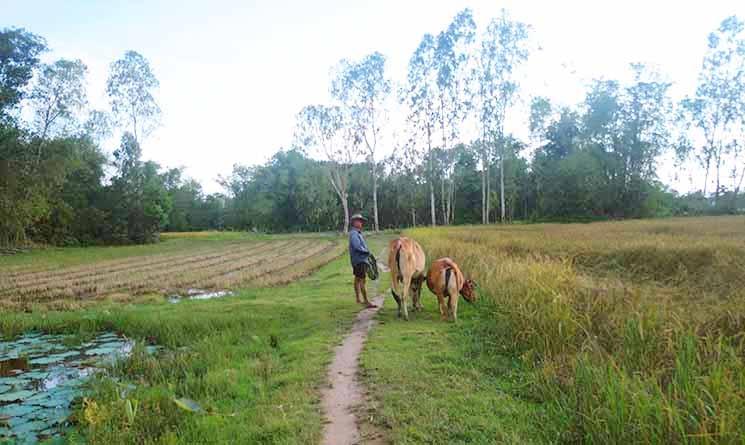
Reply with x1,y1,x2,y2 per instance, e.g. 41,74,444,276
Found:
106,51,160,142
0,28,47,118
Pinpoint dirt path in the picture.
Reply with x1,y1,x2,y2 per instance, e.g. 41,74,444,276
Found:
321,294,385,445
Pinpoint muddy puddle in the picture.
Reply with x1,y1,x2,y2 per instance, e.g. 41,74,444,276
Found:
168,288,233,304
0,332,153,444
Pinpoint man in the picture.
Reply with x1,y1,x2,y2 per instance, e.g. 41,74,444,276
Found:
349,213,376,308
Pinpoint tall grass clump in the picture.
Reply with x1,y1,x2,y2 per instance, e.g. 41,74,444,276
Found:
407,216,745,444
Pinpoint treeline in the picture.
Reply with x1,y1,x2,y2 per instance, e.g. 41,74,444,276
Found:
0,29,198,246
2,11,745,246
288,10,745,233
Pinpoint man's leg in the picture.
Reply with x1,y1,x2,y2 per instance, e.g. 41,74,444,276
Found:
359,275,368,303
359,275,377,308
354,275,362,304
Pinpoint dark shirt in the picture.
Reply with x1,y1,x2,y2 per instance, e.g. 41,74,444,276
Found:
348,227,370,266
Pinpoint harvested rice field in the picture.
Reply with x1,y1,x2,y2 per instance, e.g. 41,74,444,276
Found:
0,233,344,311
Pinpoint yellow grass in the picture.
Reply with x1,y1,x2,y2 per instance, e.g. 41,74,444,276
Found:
406,216,745,444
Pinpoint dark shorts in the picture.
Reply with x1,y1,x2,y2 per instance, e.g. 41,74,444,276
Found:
353,263,368,279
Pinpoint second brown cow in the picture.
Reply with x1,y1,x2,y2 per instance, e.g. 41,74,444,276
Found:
426,257,476,322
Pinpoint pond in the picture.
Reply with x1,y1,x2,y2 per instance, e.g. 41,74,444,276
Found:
0,332,145,444
168,288,233,303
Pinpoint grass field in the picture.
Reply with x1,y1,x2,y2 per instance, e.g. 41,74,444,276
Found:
359,216,745,444
0,233,344,311
1,234,390,444
2,217,744,444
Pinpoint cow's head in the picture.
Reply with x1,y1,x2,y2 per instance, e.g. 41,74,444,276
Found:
460,279,477,303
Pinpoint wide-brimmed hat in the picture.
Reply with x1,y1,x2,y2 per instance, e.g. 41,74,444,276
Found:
350,213,367,223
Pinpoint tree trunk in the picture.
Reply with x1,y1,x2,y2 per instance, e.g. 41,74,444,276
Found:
371,162,379,232
500,151,506,223
703,155,711,196
427,124,436,227
486,163,491,224
449,178,455,224
341,193,350,234
733,168,745,211
715,146,723,206
429,181,436,227
481,164,486,224
441,176,446,225
411,208,416,228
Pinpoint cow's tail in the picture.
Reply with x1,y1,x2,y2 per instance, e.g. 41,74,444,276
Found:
395,246,402,282
444,267,452,297
390,241,403,304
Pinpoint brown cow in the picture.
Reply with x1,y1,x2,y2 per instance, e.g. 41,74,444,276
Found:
388,237,426,321
426,258,476,322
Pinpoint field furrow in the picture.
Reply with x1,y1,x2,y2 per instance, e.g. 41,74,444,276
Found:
0,242,279,298
0,238,342,308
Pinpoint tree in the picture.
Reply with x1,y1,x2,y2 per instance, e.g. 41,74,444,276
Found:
434,9,476,224
106,51,161,143
29,59,88,140
331,52,391,232
476,10,529,223
0,28,47,118
295,104,358,233
110,132,170,243
679,16,745,205
404,33,439,226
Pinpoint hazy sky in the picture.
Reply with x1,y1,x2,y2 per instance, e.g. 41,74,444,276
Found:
4,0,745,193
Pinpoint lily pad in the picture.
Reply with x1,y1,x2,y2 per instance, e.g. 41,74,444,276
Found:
173,397,204,413
145,345,163,355
12,419,47,435
29,352,79,366
85,346,121,356
0,376,29,386
22,371,49,380
0,404,39,418
0,390,35,403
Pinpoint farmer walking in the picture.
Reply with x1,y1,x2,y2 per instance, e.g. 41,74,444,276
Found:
349,213,376,308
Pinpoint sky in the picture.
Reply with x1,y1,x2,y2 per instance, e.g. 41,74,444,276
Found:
4,0,745,193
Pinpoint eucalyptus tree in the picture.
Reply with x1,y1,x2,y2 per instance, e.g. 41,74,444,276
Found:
331,52,391,232
618,64,672,209
476,10,529,223
106,51,161,143
295,104,358,233
0,28,47,118
403,33,439,226
434,8,476,224
679,16,745,204
29,59,88,141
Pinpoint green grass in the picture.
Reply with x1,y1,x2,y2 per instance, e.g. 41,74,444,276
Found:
361,296,551,444
1,235,390,444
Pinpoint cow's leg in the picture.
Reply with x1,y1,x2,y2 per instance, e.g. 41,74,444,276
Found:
401,275,412,321
436,293,447,321
390,289,402,318
415,278,425,311
390,266,402,317
411,279,421,312
449,294,459,323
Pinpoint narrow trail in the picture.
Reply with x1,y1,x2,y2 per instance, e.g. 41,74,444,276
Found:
321,294,385,445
